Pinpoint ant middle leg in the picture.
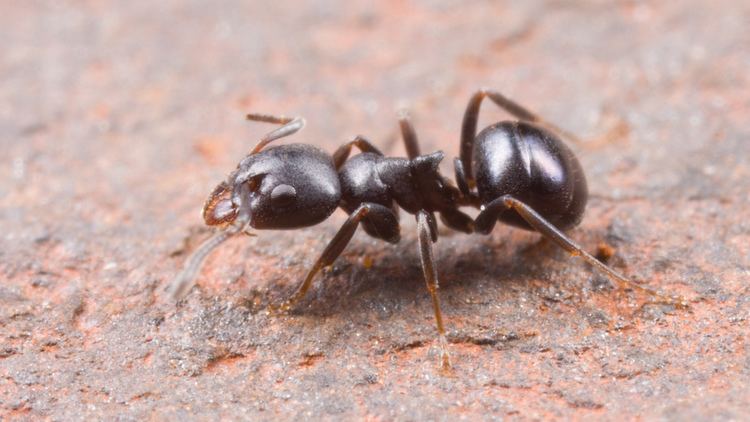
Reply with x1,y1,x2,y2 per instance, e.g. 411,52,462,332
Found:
398,111,421,159
275,202,399,312
475,195,689,309
416,210,451,369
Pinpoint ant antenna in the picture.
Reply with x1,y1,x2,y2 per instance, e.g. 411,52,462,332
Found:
169,229,238,300
246,114,306,154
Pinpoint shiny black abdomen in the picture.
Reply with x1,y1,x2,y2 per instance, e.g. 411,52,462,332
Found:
473,121,588,231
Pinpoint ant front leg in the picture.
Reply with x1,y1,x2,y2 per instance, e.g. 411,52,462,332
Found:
475,195,689,309
274,203,399,312
416,210,451,369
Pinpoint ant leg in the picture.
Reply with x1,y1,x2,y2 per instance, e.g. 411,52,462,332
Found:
398,111,421,159
246,113,306,154
332,136,384,169
476,195,688,309
453,158,480,207
453,158,471,197
275,203,399,312
460,89,581,186
416,210,451,369
482,89,582,145
459,90,488,186
427,211,438,242
439,208,474,234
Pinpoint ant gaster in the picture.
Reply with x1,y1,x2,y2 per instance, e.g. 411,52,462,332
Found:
170,90,686,370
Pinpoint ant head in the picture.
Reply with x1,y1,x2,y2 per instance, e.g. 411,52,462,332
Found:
202,144,341,231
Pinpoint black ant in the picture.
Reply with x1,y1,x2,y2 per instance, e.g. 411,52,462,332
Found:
169,89,686,369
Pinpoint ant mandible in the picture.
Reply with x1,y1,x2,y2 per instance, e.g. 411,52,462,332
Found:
169,89,686,370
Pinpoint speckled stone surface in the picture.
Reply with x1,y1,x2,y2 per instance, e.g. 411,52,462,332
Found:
1,1,748,420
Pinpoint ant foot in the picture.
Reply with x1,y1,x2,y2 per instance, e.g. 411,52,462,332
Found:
437,335,452,371
267,301,293,316
617,284,690,311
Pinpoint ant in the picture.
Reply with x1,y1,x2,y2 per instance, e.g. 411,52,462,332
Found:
169,89,686,370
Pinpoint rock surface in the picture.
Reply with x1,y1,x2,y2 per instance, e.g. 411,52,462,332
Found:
1,1,748,420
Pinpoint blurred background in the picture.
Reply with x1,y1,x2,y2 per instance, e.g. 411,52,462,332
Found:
1,1,748,419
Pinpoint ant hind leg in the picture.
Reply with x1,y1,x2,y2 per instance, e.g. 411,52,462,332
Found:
459,89,582,188
453,158,480,207
475,195,689,309
479,89,583,145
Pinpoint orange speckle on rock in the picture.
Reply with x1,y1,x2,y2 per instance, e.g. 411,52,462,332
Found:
596,243,616,263
193,137,228,164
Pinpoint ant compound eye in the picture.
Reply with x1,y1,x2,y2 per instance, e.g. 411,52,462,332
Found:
270,184,296,207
